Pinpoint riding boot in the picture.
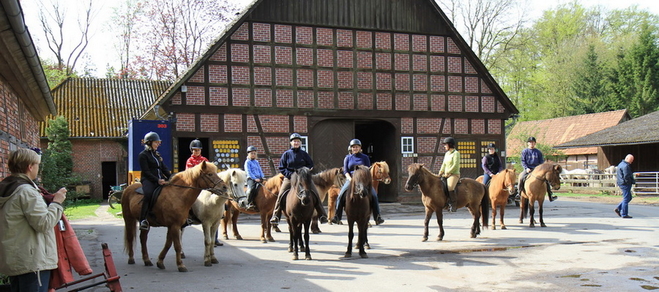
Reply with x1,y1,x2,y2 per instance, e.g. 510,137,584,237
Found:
139,199,150,231
331,186,348,224
448,190,458,212
245,186,257,210
371,193,384,225
546,182,557,202
313,192,328,224
269,191,287,226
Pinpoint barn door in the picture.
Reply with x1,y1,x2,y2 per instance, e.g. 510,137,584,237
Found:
311,120,353,170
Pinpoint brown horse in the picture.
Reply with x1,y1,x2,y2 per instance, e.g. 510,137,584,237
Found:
344,166,372,258
310,167,345,233
519,162,562,228
326,185,340,221
370,161,392,193
122,161,227,272
404,163,489,241
476,169,516,230
222,173,283,243
284,167,316,260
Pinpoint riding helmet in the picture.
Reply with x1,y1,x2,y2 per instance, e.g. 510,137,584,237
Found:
289,133,302,141
189,139,203,151
527,136,537,143
144,131,161,143
442,137,456,148
349,139,362,147
487,143,496,149
247,146,257,153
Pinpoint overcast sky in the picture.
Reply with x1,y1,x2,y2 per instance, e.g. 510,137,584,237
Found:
19,0,659,78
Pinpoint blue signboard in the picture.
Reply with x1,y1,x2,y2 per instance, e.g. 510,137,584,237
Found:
128,120,172,182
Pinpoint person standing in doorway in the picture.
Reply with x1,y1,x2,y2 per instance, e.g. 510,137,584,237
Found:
138,131,171,231
614,154,635,218
438,137,460,212
482,143,504,186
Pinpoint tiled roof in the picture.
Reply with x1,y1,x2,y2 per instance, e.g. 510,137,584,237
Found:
507,109,630,156
40,78,171,138
556,110,659,148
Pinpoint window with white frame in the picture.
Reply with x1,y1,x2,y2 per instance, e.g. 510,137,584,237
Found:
300,136,309,152
401,137,414,153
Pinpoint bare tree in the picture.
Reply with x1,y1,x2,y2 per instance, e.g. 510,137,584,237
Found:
436,0,529,68
37,0,97,76
110,0,143,78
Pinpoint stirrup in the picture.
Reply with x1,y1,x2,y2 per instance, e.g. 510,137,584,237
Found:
270,215,280,226
139,220,150,231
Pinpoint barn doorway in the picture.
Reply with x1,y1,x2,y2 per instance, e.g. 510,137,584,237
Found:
311,119,398,202
101,162,117,200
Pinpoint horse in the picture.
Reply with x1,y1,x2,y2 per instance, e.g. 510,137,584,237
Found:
310,167,345,233
404,163,489,241
344,166,372,258
222,173,283,243
182,168,245,266
284,167,316,260
326,185,340,222
121,161,227,272
519,162,562,228
476,169,516,230
370,161,392,194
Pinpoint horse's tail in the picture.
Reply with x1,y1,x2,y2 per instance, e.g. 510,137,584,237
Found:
480,183,489,228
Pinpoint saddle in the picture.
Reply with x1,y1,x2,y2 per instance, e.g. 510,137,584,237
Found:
440,177,462,197
136,186,164,211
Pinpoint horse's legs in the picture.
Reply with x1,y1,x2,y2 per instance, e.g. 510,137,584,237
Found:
124,217,137,265
303,221,312,260
519,197,526,224
259,213,268,243
528,201,536,228
436,210,445,241
490,201,497,230
499,204,507,229
345,220,354,257
160,227,187,272
358,221,368,258
231,209,243,240
210,221,221,264
139,230,153,266
287,219,295,253
539,202,546,227
221,207,230,240
469,205,481,238
422,208,432,242
310,213,321,234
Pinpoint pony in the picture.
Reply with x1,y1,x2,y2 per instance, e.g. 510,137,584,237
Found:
121,161,227,272
519,162,562,228
222,173,283,243
310,167,345,233
370,161,392,194
181,168,245,266
326,185,341,222
404,163,489,241
476,169,516,230
344,166,372,258
284,167,316,260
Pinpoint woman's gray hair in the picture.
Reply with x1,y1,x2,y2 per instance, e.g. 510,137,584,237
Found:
8,148,41,174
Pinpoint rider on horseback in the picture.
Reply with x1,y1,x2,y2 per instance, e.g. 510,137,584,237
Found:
139,132,171,231
270,133,328,227
331,139,384,225
438,137,460,212
482,143,504,186
517,137,556,202
243,146,264,210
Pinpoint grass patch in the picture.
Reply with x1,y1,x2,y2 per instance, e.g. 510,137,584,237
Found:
64,199,101,220
108,204,123,217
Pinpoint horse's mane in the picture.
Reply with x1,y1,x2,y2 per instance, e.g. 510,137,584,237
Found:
408,163,438,178
312,167,344,186
265,173,284,189
352,165,371,185
536,162,561,174
218,168,247,184
293,167,314,189
372,161,389,173
170,161,217,184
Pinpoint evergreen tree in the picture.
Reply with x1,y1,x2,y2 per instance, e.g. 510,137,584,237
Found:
41,116,75,192
571,45,615,114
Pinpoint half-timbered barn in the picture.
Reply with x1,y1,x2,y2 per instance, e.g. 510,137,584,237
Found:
0,0,56,177
40,78,171,199
143,0,518,202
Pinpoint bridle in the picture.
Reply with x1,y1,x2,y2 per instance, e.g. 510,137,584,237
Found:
167,172,225,193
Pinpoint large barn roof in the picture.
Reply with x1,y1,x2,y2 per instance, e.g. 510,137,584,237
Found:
555,110,659,148
507,109,630,156
143,0,518,118
41,78,171,138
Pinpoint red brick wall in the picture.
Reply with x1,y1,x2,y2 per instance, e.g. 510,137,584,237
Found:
69,139,127,199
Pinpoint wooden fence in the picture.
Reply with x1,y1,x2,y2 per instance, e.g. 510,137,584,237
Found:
559,172,659,195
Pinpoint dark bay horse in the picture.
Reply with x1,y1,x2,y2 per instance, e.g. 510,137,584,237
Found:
222,173,283,243
284,167,316,260
122,161,227,272
404,163,489,241
311,167,345,233
519,162,562,228
477,169,516,230
344,166,372,258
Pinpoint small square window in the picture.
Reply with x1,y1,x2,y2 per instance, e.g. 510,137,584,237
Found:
401,137,414,153
300,136,309,152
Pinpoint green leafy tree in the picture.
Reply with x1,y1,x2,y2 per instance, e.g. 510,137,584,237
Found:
40,116,77,193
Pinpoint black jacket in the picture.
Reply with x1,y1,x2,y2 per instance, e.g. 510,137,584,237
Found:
139,149,171,183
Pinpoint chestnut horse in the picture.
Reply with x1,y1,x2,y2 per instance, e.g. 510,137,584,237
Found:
310,168,345,233
344,166,372,258
404,163,489,241
284,167,316,260
519,162,562,228
122,161,227,272
477,169,516,230
222,173,283,243
370,161,392,194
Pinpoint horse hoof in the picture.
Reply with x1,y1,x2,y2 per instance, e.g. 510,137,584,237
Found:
541,224,547,227
204,261,212,267
529,224,535,228
288,247,293,253
421,237,428,242
437,237,443,241
364,243,371,250
312,229,321,234
501,226,507,230
157,262,165,269
178,266,188,272
144,260,153,266
235,235,243,240
305,256,312,260
360,253,368,258
471,234,477,238
274,226,282,232
261,238,267,243
268,237,275,242
344,253,352,258
211,258,219,264
181,253,186,259
490,226,496,230
223,235,229,240
128,259,135,265
292,255,299,260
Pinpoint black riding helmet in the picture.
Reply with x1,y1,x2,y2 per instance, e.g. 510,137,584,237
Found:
487,143,496,149
527,137,537,143
190,139,202,151
144,132,161,144
442,137,456,148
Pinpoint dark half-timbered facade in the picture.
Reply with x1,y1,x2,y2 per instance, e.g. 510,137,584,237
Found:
144,0,518,202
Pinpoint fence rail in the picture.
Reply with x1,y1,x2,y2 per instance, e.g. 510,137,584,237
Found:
558,172,659,195
632,172,659,195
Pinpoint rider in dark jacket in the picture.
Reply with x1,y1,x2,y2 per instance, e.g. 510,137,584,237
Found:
138,131,171,230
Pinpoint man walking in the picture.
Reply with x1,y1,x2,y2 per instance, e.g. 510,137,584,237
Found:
615,154,635,218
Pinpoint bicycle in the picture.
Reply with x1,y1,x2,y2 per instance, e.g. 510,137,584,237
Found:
108,183,127,209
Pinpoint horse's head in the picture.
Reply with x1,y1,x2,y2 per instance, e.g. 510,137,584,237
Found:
372,162,391,184
192,161,228,194
292,167,314,206
351,166,371,198
404,163,424,191
548,164,563,190
219,168,247,200
503,169,517,195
